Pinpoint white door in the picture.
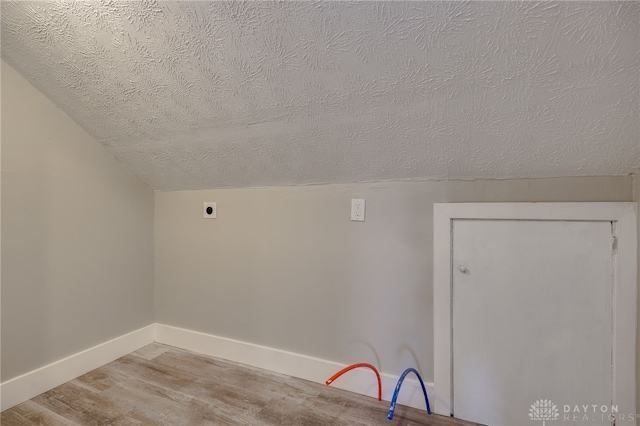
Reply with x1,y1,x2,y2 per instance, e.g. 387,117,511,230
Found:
452,219,613,426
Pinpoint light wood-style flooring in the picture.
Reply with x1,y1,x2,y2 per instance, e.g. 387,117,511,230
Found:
1,343,481,425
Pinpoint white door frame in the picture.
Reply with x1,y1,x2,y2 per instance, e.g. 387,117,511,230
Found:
433,202,637,419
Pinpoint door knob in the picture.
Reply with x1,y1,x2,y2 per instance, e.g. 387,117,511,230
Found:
459,266,467,273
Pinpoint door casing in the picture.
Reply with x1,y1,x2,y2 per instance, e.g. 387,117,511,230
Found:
433,203,637,422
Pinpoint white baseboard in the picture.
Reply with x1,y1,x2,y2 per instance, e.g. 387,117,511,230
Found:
155,323,435,413
1,323,437,415
0,324,155,411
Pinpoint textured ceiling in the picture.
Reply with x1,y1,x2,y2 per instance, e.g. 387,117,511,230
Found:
2,1,639,190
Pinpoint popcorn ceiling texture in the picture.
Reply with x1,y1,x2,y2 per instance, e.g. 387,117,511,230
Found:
2,1,639,190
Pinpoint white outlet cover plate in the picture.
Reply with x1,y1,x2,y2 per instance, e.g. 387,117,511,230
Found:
351,199,365,222
203,202,216,218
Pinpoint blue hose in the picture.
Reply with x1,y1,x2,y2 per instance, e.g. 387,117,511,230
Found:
387,368,431,420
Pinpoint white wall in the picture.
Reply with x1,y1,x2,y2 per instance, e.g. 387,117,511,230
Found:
1,60,155,381
155,176,633,379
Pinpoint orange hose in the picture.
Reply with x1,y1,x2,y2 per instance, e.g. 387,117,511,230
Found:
325,363,382,401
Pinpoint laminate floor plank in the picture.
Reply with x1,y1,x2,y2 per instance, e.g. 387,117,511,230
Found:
109,354,200,388
130,343,172,361
179,379,272,416
32,382,125,426
154,350,315,399
0,400,80,426
255,396,345,426
99,376,243,426
72,365,131,394
1,344,482,425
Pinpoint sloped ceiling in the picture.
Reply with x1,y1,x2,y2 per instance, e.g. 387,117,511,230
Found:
2,1,639,190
